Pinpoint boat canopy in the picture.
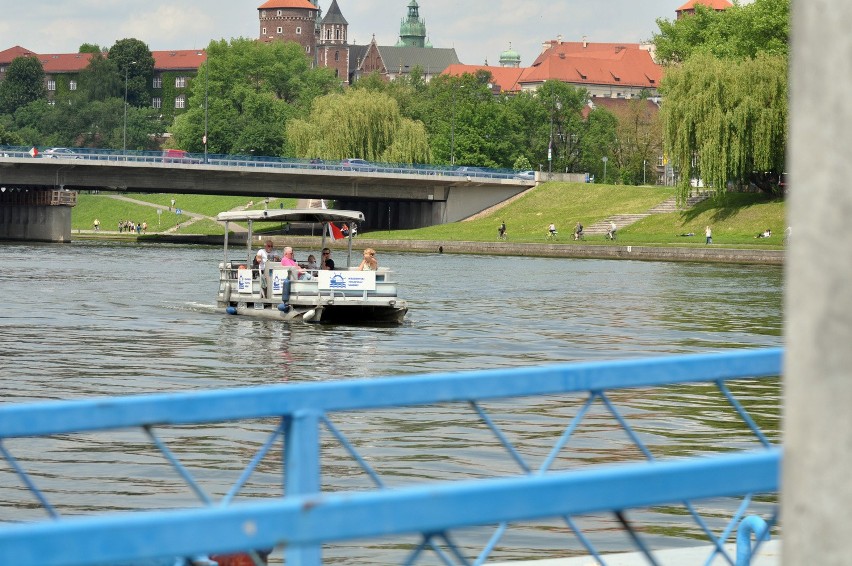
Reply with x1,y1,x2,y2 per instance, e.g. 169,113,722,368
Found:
216,209,365,224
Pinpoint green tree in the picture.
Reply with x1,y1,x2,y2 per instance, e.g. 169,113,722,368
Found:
78,52,122,102
169,38,339,156
0,122,24,145
660,53,787,196
78,43,105,54
108,38,155,107
610,97,663,185
287,88,430,163
0,56,47,115
653,0,789,64
580,108,618,182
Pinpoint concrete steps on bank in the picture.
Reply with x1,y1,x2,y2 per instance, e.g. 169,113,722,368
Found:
583,192,712,236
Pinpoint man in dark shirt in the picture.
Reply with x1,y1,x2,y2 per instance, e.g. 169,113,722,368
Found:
321,248,335,270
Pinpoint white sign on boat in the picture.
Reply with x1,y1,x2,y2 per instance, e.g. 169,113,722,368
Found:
317,270,376,291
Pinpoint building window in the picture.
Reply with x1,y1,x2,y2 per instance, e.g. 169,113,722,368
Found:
260,10,265,17
175,76,187,88
152,97,162,109
305,46,311,54
69,80,77,91
334,51,340,61
175,95,186,109
296,27,302,35
153,76,162,89
262,27,267,35
326,29,332,40
335,29,341,40
277,26,283,34
277,9,282,16
47,80,56,91
48,99,56,106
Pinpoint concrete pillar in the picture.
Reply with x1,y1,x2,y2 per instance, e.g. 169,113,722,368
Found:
0,204,72,242
783,1,852,563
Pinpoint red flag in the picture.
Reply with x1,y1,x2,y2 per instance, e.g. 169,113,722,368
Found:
329,222,344,240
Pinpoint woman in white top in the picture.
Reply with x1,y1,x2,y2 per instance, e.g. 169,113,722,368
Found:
358,248,378,271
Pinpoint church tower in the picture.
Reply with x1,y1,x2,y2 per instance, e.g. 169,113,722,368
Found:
396,0,428,48
258,0,320,58
317,0,350,84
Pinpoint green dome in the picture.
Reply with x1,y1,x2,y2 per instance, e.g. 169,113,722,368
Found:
499,43,521,67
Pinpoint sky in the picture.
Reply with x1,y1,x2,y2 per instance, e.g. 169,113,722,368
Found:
2,1,693,67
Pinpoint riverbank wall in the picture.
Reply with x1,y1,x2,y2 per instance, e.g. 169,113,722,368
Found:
73,231,784,265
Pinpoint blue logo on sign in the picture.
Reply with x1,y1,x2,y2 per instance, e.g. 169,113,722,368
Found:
329,274,346,289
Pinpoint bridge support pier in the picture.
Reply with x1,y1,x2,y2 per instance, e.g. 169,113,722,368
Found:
0,190,77,242
335,199,445,230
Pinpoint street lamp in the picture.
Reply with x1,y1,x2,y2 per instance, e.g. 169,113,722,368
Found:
602,156,608,184
548,97,561,174
450,85,456,166
203,56,209,164
123,61,137,158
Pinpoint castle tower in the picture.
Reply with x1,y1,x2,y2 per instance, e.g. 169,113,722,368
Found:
258,0,320,57
317,0,350,84
396,0,428,48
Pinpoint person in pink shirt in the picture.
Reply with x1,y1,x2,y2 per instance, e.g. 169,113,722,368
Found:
280,247,312,279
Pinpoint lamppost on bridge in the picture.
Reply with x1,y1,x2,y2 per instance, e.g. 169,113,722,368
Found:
602,156,608,184
123,60,137,159
548,97,561,174
203,56,209,164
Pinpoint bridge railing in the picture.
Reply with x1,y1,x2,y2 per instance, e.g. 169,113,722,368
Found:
1,145,524,180
0,349,781,566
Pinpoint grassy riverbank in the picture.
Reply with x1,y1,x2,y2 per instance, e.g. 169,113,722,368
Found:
72,182,786,249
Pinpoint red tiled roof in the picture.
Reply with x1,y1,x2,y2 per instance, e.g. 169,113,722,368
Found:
0,46,206,73
676,0,733,12
524,41,662,89
0,45,38,65
581,97,660,120
38,52,93,73
152,49,207,71
442,64,527,93
258,0,318,9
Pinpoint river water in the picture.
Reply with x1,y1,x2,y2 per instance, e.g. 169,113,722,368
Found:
0,242,783,564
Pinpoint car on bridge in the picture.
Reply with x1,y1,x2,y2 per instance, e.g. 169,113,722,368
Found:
342,158,375,171
515,170,536,181
162,149,201,164
42,147,83,159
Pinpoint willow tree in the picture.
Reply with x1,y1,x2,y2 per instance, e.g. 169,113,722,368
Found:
660,53,787,198
287,89,430,163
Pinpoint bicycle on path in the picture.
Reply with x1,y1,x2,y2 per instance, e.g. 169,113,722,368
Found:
546,223,558,241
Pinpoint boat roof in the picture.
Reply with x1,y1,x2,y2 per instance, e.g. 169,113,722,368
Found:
216,208,365,223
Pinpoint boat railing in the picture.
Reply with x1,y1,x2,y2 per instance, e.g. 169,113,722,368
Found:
0,349,781,566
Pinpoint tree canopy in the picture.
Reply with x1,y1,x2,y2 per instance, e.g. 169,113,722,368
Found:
0,56,47,115
653,0,790,64
661,53,787,196
108,38,155,107
287,88,430,163
169,38,340,156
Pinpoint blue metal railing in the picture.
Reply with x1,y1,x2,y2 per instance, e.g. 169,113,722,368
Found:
0,348,782,566
0,145,522,180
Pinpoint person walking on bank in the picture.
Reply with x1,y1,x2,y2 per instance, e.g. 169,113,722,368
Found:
705,226,713,245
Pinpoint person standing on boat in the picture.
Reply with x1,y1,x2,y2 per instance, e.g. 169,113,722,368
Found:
281,247,312,279
358,248,378,271
320,248,335,270
256,240,274,271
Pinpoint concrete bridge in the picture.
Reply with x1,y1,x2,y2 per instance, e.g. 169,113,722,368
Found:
0,151,532,242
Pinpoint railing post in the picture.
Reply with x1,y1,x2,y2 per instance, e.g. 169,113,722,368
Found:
284,410,322,566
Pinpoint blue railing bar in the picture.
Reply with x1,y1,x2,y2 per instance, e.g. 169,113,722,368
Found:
439,532,472,566
715,381,772,448
684,498,736,566
221,422,285,506
538,393,597,474
143,426,212,506
0,440,59,520
0,349,782,439
745,508,778,564
474,521,507,565
320,416,386,489
562,514,606,564
283,411,321,565
469,401,531,474
600,392,656,461
615,510,661,566
690,493,751,566
0,450,780,566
